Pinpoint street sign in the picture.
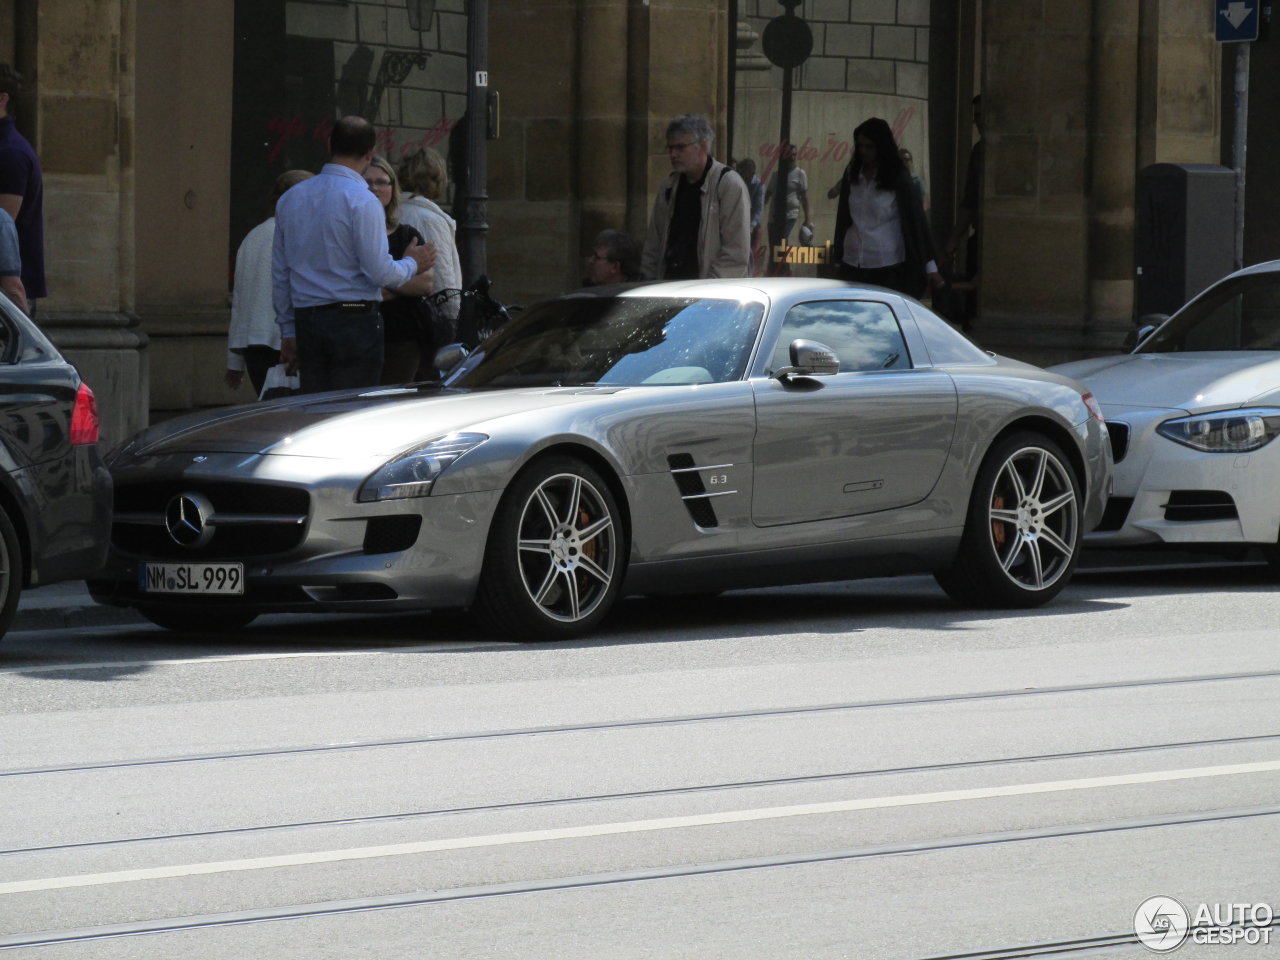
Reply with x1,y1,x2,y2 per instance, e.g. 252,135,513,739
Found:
1216,1,1259,42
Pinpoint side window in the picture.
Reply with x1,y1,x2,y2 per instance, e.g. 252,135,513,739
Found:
771,300,911,373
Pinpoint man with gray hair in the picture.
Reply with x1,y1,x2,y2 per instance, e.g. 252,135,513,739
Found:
641,114,750,281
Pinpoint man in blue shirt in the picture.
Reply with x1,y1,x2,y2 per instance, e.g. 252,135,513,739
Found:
0,64,44,308
0,208,25,313
273,116,435,393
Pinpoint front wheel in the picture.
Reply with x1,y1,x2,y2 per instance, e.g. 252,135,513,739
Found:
138,606,258,633
472,457,625,640
935,432,1082,608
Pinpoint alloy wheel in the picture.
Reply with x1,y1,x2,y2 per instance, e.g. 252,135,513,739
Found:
986,446,1079,591
515,472,617,623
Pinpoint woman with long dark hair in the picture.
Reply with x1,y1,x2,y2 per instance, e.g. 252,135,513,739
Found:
831,117,941,297
365,155,437,383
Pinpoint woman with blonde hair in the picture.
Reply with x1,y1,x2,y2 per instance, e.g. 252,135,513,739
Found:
398,148,462,335
365,155,437,383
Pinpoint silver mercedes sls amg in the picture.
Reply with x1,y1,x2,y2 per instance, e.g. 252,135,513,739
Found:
89,279,1112,639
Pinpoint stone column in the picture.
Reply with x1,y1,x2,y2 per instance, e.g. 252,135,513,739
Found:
979,0,1092,363
1137,0,1220,170
30,0,148,449
132,0,236,420
1086,0,1139,339
577,0,631,258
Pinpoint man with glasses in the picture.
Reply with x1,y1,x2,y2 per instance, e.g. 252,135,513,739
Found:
272,116,436,393
640,114,750,281
584,229,641,286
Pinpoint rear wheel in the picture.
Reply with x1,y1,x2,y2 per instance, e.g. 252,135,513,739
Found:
935,432,1082,608
137,606,258,633
472,457,624,640
0,506,23,642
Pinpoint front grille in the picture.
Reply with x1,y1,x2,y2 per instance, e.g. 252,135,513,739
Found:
115,481,309,515
112,481,310,560
1095,496,1134,532
668,453,719,528
1105,421,1130,464
1163,490,1238,522
363,515,422,554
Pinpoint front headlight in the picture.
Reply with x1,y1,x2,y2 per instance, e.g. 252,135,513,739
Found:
1156,408,1280,453
357,432,488,502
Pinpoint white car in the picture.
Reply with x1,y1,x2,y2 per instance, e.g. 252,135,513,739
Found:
1052,260,1280,568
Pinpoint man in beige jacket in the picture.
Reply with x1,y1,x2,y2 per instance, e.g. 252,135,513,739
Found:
641,115,750,281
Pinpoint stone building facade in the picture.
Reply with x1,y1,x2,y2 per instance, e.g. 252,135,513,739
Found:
0,0,1251,441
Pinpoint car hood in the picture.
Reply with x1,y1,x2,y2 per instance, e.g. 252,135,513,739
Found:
1050,352,1280,410
128,385,629,459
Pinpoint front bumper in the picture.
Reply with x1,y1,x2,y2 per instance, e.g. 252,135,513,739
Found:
89,451,503,615
1087,405,1280,548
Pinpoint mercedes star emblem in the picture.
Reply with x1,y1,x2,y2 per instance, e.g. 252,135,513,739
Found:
164,491,216,548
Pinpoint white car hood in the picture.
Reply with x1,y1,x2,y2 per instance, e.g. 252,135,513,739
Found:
1052,352,1280,411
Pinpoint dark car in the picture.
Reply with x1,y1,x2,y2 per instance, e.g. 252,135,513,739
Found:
0,293,112,640
89,279,1109,640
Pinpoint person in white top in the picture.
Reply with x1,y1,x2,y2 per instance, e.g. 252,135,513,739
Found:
225,169,313,396
397,147,462,331
830,117,942,298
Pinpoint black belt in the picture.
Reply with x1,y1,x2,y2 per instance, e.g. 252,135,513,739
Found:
296,300,379,316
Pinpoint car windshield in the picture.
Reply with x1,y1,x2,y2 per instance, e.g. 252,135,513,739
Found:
445,296,766,388
1141,273,1280,353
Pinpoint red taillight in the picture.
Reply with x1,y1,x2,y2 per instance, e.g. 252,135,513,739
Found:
1082,391,1105,423
70,382,100,445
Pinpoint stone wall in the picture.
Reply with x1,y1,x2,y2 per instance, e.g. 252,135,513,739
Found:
488,0,730,308
979,0,1220,366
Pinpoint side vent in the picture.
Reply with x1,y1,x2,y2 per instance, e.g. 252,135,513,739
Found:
667,453,719,528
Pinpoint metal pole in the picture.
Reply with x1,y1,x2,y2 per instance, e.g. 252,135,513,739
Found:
1233,42,1249,271
767,64,793,271
459,0,489,286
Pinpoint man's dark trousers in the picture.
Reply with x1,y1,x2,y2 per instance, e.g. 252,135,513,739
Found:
295,303,384,394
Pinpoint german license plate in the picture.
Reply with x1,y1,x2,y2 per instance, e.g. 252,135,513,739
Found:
139,562,244,595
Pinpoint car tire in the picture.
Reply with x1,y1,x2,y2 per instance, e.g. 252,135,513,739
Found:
0,506,23,642
137,606,258,633
472,456,625,640
935,432,1082,608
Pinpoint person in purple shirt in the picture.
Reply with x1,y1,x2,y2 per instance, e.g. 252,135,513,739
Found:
273,116,436,393
0,64,44,306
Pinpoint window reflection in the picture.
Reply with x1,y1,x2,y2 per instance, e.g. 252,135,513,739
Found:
772,300,910,373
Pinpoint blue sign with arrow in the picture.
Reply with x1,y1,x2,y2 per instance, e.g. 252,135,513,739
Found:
1216,0,1260,42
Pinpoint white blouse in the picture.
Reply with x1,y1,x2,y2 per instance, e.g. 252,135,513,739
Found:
227,217,280,371
842,171,905,269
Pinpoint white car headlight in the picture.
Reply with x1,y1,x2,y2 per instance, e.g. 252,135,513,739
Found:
358,432,488,502
1156,408,1280,453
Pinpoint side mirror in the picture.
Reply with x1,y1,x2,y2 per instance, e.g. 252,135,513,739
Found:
433,342,470,373
1123,314,1167,351
772,339,840,380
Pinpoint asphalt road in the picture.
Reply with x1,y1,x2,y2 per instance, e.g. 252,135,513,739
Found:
1,561,1277,958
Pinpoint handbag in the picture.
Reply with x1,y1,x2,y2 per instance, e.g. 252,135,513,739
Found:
258,363,300,400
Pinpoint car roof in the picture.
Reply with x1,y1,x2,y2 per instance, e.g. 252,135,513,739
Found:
616,277,901,299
